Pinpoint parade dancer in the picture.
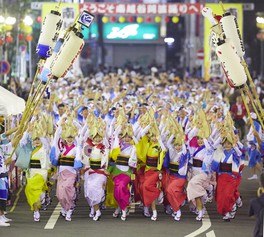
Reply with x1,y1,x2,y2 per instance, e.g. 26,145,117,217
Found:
211,131,242,221
20,122,51,222
162,130,189,221
81,118,109,221
0,132,15,227
50,115,82,221
109,124,137,221
246,113,263,180
136,111,166,221
186,110,213,221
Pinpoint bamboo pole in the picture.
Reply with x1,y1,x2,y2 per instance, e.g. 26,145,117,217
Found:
240,88,255,130
244,85,264,129
219,1,225,14
6,77,51,165
5,126,18,137
241,58,264,118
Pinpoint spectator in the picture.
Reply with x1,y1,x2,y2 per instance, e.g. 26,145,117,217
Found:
249,173,264,237
230,95,247,141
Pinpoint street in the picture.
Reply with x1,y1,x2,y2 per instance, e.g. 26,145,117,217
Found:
1,166,259,237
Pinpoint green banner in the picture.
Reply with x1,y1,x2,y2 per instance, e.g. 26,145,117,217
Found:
82,23,159,40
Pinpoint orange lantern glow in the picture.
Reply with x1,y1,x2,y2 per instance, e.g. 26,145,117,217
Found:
26,35,33,42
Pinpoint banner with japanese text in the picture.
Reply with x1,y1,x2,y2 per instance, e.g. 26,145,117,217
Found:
80,3,204,15
204,3,243,81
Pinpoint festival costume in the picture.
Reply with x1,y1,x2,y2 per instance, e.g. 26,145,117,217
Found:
162,144,188,221
247,120,262,170
82,138,109,220
186,109,214,221
108,124,137,220
211,144,241,220
24,142,50,212
50,121,82,221
187,144,212,201
137,136,166,213
0,135,13,227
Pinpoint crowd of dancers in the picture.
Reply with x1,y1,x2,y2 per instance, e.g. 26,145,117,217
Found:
0,69,263,227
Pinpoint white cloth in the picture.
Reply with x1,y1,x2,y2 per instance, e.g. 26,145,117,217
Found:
83,172,107,207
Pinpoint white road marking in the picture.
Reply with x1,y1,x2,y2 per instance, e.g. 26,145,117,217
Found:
44,203,61,229
206,230,216,237
184,209,212,237
129,202,140,213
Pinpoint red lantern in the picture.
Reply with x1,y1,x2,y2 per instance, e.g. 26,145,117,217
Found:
26,35,33,42
110,16,116,22
146,17,152,23
128,16,134,23
6,36,13,44
19,34,24,40
165,16,170,23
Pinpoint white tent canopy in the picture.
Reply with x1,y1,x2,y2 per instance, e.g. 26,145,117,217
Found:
0,86,25,116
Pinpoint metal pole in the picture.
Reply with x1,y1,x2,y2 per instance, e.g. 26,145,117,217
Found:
15,14,20,80
260,37,264,80
28,40,32,82
0,45,3,84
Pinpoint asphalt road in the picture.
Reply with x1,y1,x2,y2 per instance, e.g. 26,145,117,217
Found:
1,166,259,237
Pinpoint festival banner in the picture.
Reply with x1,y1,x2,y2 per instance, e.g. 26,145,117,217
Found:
204,3,243,81
80,3,204,15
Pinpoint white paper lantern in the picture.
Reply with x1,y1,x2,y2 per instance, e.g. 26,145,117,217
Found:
202,7,218,26
51,31,84,79
39,38,64,84
216,39,247,87
220,13,245,58
36,10,63,59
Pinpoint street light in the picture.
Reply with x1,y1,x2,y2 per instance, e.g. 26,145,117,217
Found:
23,16,33,26
0,14,33,82
256,12,264,80
5,17,16,25
22,15,33,82
0,16,5,24
0,15,16,84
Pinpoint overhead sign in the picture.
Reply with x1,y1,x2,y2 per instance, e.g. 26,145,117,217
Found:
81,3,205,15
0,60,10,75
82,23,98,39
104,23,158,40
82,23,159,41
